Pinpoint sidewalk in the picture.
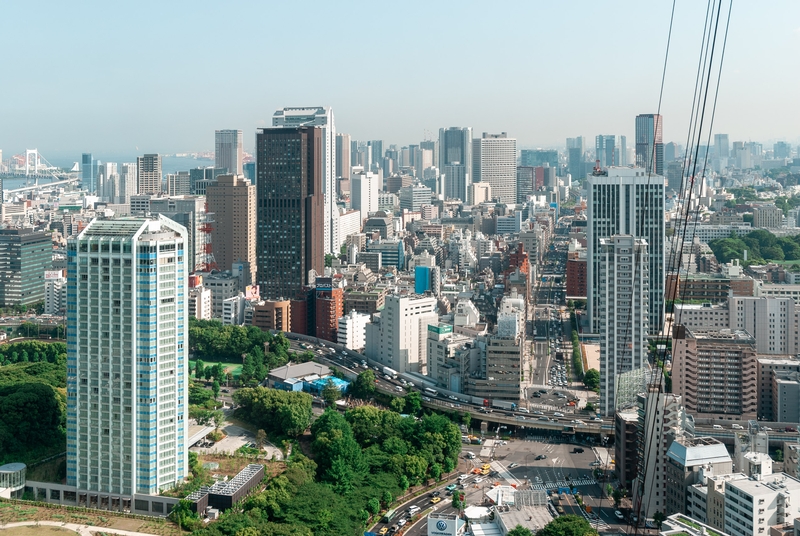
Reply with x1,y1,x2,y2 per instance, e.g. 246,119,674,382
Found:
0,520,159,536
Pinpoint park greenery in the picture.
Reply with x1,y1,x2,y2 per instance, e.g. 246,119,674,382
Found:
0,341,67,464
189,318,314,386
583,368,599,390
709,229,800,265
536,514,598,536
233,387,314,438
190,405,461,536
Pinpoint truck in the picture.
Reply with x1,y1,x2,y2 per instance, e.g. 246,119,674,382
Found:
382,366,398,379
491,400,517,410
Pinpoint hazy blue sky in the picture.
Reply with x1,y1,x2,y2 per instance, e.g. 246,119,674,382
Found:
1,1,798,158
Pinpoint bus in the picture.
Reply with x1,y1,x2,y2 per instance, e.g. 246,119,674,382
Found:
382,509,398,523
424,388,439,398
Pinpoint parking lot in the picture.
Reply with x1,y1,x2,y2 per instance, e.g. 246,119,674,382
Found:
191,423,283,460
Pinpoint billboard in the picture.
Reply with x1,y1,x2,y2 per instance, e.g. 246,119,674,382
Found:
427,514,458,536
44,270,64,280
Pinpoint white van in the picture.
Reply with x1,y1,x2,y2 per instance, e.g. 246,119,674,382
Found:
712,424,723,429
408,505,421,515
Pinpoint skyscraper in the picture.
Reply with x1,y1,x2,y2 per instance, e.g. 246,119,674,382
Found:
335,133,351,179
97,162,119,202
473,132,517,204
136,154,162,194
635,114,664,175
214,129,243,175
67,216,188,500
714,134,730,158
598,235,649,416
206,174,256,282
119,163,137,205
369,140,384,170
351,171,379,217
520,149,558,168
272,107,336,254
439,127,472,202
566,137,585,180
618,135,628,166
587,167,665,336
595,135,617,167
81,153,97,193
256,126,324,300
0,228,52,307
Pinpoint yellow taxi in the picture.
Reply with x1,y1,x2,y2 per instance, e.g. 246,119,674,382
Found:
481,463,490,470
378,528,389,535
430,496,442,504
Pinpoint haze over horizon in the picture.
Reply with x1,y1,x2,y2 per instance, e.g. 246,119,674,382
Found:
1,0,798,157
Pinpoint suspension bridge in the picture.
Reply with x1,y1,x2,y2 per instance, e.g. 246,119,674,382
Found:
0,149,81,194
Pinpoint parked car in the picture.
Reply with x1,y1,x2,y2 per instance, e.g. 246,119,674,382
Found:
536,454,547,460
615,511,625,520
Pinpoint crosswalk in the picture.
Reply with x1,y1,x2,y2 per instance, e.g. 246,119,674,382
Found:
531,479,597,490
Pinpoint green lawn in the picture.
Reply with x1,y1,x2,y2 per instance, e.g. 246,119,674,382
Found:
189,360,243,379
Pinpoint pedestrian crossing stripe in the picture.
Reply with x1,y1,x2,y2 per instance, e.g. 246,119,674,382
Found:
542,479,596,489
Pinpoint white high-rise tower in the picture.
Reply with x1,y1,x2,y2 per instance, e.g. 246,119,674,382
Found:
215,129,243,175
587,167,665,336
66,216,188,500
272,107,337,254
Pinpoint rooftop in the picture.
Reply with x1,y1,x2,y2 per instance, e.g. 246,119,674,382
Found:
667,437,731,467
269,362,331,381
728,473,800,495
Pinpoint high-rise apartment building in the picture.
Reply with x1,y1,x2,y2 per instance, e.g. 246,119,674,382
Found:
97,162,119,202
44,270,67,315
587,167,665,335
595,135,617,168
774,141,792,159
369,140,384,169
439,127,472,202
81,153,97,193
472,132,517,204
672,326,758,420
136,154,162,195
335,133,351,179
66,216,188,501
597,235,649,415
0,228,52,307
206,174,256,282
256,126,324,300
272,107,336,254
119,163,137,205
214,129,243,175
165,172,191,197
635,114,664,175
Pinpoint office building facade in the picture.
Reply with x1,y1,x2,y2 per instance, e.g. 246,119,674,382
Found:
351,171,380,217
214,129,243,175
206,174,256,282
335,133,351,179
256,126,324,300
81,153,97,193
473,132,517,204
587,167,665,335
635,113,664,175
0,228,52,307
439,127,472,202
272,107,337,254
66,217,188,499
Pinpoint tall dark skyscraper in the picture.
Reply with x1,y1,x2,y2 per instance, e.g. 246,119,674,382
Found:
256,126,324,300
635,114,664,175
566,137,585,180
439,127,472,202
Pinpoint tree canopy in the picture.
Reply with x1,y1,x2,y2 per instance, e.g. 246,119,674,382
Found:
708,229,800,265
537,515,598,536
233,387,313,437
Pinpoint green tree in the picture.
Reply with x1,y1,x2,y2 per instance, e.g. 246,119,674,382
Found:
429,463,442,481
653,511,666,530
321,379,342,406
351,369,376,399
255,429,267,450
774,449,784,462
506,526,534,536
381,490,393,507
612,487,627,509
195,359,204,378
583,369,600,390
461,411,472,428
367,497,380,515
390,396,406,413
537,515,598,536
204,367,214,381
452,491,465,511
404,390,422,414
585,402,595,413
212,380,220,400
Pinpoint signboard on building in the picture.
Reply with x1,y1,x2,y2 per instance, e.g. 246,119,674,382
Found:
427,514,459,536
44,270,64,280
428,324,453,335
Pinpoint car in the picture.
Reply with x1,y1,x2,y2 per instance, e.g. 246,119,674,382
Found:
553,412,564,417
446,484,457,491
538,416,550,422
482,463,491,470
397,519,407,527
430,496,441,504
474,477,484,483
762,426,773,431
533,410,544,415
458,474,469,480
645,521,656,529
221,388,229,393
589,461,601,466
430,490,440,497
448,395,458,401
379,528,389,535
712,424,723,429
481,469,490,476
421,396,431,402
556,506,565,514
532,393,541,397
592,417,603,421
573,447,584,453
509,463,519,468
731,424,744,430
615,510,625,520
787,427,798,432
518,408,530,413
536,454,547,460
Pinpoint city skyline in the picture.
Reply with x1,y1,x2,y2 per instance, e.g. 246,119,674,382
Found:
1,1,798,156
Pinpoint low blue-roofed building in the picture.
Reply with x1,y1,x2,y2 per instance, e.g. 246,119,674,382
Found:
305,376,350,395
273,377,304,392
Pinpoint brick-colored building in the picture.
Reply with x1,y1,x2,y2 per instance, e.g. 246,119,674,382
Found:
252,299,291,332
566,257,587,299
314,279,344,343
